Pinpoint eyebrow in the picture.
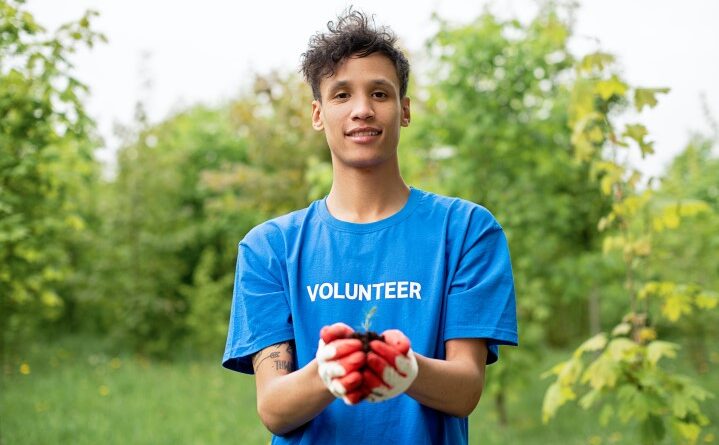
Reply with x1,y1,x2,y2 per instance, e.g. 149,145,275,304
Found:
326,78,396,94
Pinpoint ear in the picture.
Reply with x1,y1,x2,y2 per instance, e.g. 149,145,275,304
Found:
312,100,324,131
400,97,411,127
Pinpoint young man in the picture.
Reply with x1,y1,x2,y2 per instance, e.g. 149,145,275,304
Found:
222,10,518,444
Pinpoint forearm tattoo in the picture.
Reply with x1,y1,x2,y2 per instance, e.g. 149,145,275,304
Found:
274,360,292,371
252,341,295,373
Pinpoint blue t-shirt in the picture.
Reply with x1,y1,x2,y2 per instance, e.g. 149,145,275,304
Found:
223,186,518,444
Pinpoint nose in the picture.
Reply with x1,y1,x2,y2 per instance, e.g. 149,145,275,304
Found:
350,96,374,120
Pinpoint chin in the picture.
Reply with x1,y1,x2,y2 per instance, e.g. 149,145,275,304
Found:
333,153,392,170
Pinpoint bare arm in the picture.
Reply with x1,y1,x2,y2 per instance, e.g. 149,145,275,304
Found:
253,341,335,436
405,338,488,417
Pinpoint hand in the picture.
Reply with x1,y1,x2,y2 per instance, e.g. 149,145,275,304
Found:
364,329,419,402
316,322,367,405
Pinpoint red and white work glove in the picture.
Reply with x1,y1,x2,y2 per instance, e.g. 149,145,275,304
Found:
316,323,368,405
364,329,419,402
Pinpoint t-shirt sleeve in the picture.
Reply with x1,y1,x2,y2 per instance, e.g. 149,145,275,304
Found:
443,208,518,365
222,225,294,374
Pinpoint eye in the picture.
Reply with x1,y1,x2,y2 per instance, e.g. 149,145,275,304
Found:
372,91,388,99
334,92,350,100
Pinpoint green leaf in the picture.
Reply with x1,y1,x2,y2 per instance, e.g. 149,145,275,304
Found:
640,415,666,445
695,292,718,310
40,290,63,308
21,11,41,33
611,322,631,336
676,200,711,217
541,361,565,379
582,355,618,389
595,75,628,100
662,294,692,322
597,215,613,232
671,392,693,418
680,377,713,403
0,226,29,242
587,125,604,143
646,341,677,365
606,338,638,360
557,358,583,385
361,306,378,332
637,327,657,342
674,421,701,443
634,87,670,112
623,123,647,142
623,124,654,157
653,205,683,232
579,388,600,409
600,176,613,196
578,52,615,73
542,381,576,423
575,332,607,356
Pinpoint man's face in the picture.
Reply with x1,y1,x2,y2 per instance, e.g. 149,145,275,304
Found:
312,53,410,170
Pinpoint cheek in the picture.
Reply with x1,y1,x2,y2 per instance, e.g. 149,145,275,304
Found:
323,111,345,133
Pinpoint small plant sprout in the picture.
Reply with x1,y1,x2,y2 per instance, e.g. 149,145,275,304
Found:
361,306,378,332
353,306,383,353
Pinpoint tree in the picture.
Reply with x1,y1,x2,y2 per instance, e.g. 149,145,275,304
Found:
0,0,104,347
541,50,717,445
79,72,327,355
647,134,719,373
406,5,612,424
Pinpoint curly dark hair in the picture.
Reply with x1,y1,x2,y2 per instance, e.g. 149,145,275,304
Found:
300,9,410,100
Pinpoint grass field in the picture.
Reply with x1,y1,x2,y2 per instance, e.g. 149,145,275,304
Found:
2,336,717,444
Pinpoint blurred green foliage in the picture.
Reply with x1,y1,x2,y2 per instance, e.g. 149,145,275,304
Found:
648,135,719,374
1,0,717,442
399,6,623,424
72,73,326,355
0,0,104,345
540,32,718,444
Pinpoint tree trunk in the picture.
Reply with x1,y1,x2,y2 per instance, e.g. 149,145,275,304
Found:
495,390,508,426
588,287,601,335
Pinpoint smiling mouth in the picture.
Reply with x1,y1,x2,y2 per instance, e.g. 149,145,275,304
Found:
349,130,380,136
345,128,382,138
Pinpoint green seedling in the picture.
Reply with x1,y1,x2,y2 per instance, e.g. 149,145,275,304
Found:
351,306,384,352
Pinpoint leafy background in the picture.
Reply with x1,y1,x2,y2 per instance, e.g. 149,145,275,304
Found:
1,1,717,443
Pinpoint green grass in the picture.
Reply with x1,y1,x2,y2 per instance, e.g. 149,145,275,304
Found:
2,336,717,444
1,336,269,445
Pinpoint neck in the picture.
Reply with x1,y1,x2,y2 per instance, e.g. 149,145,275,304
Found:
325,156,410,223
